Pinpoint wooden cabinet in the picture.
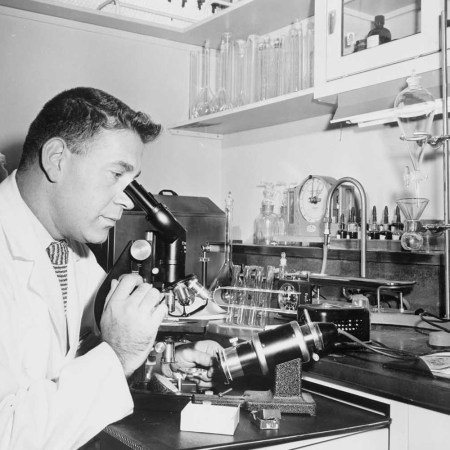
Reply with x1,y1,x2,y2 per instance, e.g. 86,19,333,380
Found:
304,375,450,450
314,0,447,100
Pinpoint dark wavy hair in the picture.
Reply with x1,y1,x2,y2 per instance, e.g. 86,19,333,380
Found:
18,87,161,171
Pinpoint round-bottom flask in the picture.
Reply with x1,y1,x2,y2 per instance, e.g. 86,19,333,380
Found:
401,219,423,251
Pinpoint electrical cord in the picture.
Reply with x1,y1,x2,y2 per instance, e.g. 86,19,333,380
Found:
337,329,419,360
419,311,450,333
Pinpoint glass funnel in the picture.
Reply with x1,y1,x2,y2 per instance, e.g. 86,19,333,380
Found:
396,197,429,220
394,73,436,185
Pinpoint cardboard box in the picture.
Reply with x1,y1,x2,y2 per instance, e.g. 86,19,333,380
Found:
180,402,240,435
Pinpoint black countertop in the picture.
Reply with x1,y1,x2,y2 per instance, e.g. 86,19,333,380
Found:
302,324,450,415
99,389,389,450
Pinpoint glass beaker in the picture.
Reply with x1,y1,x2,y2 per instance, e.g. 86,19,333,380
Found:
396,197,429,251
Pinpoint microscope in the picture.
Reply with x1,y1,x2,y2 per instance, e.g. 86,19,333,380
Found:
94,180,212,389
94,181,340,398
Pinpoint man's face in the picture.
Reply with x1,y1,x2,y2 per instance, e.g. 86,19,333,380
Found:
55,129,144,244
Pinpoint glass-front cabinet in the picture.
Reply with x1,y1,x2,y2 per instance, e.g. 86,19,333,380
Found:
314,0,447,97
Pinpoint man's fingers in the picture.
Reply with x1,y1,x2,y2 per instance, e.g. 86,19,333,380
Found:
107,273,143,305
187,349,214,368
103,278,119,311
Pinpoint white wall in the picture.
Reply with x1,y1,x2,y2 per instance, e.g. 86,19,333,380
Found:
0,6,222,203
221,115,444,243
0,6,445,245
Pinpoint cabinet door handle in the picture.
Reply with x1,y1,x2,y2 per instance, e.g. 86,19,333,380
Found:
329,9,336,35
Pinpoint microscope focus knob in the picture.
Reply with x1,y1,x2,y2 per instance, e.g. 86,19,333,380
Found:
154,342,167,354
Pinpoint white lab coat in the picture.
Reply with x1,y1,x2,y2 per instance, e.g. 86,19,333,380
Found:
0,172,133,450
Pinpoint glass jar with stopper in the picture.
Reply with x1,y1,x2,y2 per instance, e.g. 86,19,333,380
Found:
254,182,278,245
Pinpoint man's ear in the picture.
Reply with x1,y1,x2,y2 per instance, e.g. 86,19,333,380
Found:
41,138,66,182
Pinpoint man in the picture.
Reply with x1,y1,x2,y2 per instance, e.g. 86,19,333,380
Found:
0,87,219,449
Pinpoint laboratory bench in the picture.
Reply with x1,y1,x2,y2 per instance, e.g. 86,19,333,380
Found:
87,323,450,450
93,384,389,450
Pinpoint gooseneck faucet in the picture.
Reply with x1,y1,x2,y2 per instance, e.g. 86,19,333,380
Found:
322,177,367,278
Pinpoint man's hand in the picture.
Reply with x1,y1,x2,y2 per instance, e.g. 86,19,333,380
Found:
161,340,223,388
100,274,167,378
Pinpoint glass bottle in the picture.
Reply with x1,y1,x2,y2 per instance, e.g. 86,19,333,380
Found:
191,40,214,118
379,206,393,240
368,206,380,240
211,32,233,113
337,213,346,239
255,201,277,245
209,192,234,300
347,207,358,239
390,205,404,241
367,15,391,46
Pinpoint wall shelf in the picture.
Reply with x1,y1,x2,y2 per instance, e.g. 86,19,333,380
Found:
0,0,313,48
169,89,335,136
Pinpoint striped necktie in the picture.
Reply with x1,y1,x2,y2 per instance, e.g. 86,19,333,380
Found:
46,240,69,314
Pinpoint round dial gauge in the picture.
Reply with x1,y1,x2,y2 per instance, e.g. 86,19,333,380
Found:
298,176,334,223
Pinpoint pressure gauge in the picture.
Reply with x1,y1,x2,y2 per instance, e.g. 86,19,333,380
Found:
287,175,336,241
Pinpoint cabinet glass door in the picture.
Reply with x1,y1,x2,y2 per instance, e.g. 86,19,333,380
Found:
325,0,443,81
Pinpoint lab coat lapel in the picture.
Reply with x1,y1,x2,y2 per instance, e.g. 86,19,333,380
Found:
0,177,67,352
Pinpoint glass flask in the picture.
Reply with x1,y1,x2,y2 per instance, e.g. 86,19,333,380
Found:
232,39,248,107
396,197,429,251
191,40,214,118
211,32,233,113
209,192,234,300
394,73,436,191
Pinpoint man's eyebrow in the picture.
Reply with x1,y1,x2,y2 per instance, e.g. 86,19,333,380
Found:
114,161,134,172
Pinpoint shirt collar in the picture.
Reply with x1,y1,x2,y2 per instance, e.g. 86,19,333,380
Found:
12,171,55,251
